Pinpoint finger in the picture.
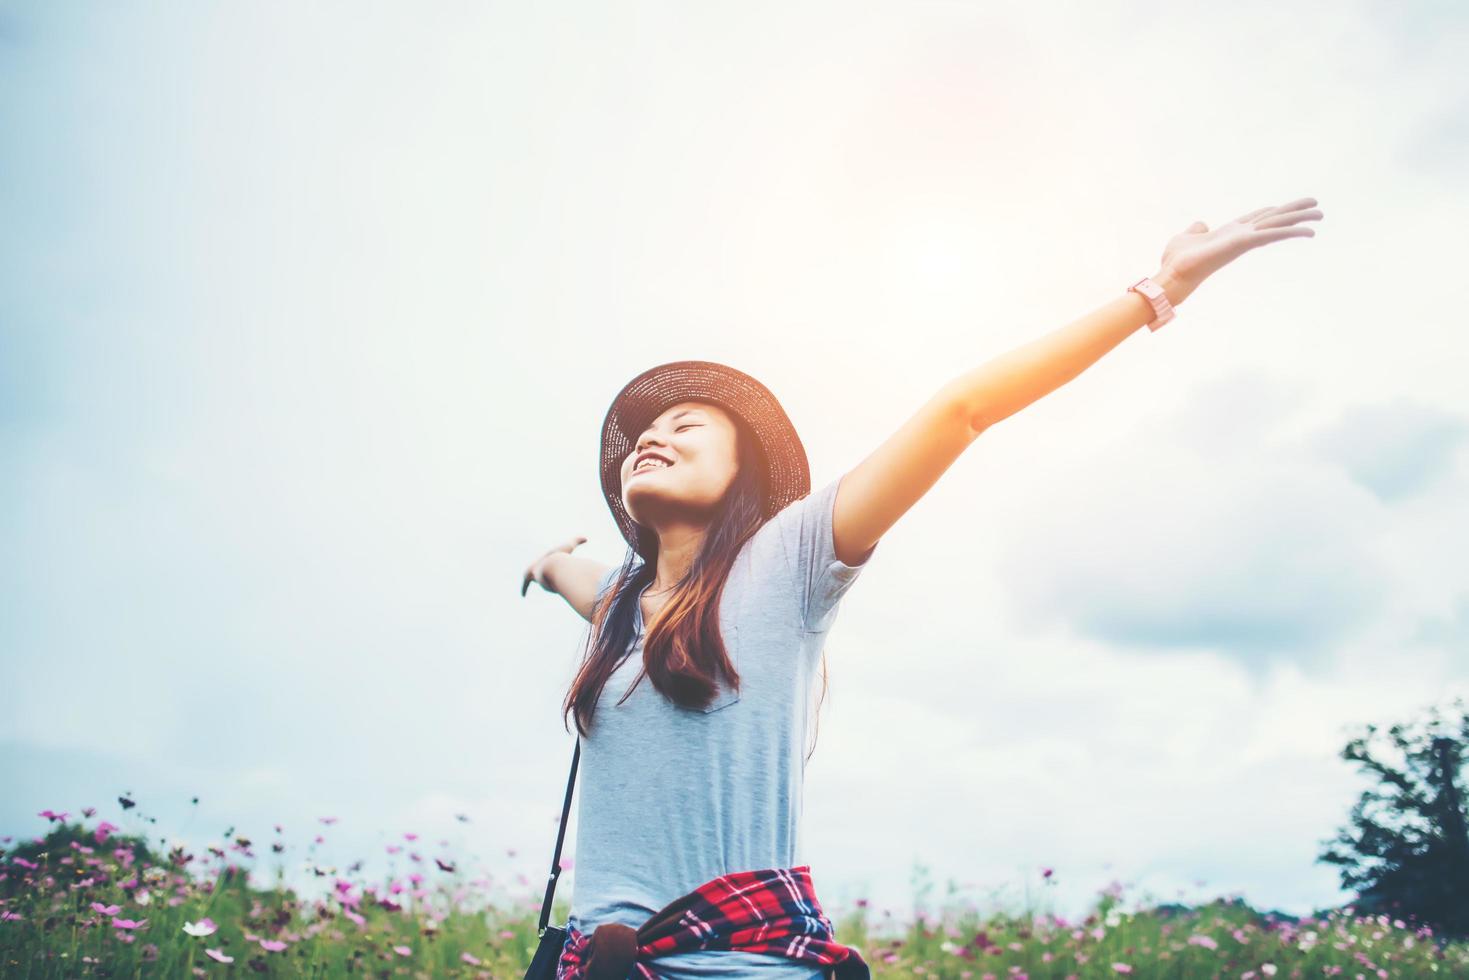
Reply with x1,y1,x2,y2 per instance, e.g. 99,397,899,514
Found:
1255,197,1319,223
1249,226,1316,245
1234,205,1275,224
1254,208,1323,230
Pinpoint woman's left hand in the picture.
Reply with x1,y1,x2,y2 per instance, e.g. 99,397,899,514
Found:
1158,196,1323,304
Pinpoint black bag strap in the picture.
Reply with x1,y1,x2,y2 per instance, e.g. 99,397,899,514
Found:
537,738,581,935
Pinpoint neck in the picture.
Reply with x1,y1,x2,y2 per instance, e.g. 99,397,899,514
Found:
650,530,702,593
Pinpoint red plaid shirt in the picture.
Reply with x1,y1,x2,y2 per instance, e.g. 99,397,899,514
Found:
557,865,869,980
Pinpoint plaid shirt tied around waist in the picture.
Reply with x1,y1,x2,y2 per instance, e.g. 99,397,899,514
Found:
557,865,870,980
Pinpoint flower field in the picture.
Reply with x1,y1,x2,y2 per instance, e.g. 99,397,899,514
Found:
3,807,1465,978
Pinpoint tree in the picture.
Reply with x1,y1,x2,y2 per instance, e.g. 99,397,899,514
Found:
1317,696,1469,939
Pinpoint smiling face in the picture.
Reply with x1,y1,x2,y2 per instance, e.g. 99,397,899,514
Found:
621,400,741,531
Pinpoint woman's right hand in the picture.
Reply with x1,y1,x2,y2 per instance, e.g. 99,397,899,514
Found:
521,536,589,597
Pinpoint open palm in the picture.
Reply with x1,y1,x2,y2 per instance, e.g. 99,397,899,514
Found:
1162,196,1323,299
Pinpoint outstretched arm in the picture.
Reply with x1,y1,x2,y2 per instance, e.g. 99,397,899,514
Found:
522,537,613,623
828,197,1324,567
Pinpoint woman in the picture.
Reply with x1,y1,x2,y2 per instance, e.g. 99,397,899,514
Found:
522,197,1323,979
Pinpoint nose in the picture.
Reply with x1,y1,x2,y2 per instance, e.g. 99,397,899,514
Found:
633,430,667,459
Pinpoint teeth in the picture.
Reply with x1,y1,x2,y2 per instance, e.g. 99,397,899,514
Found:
635,458,671,472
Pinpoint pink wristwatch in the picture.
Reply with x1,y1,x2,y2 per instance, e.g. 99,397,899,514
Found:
1129,276,1176,332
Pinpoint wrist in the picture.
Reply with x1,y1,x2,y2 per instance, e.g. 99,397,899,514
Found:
1153,267,1192,307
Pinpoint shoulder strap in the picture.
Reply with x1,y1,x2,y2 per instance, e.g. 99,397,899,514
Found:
537,738,581,935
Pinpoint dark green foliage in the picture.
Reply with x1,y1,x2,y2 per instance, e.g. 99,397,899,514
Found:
0,822,162,902
1317,696,1469,939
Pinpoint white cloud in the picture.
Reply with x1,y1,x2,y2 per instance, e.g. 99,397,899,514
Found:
1305,397,1468,502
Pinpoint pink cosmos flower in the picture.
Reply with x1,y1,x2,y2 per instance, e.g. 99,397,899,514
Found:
319,816,338,825
403,832,418,841
0,911,23,922
385,844,402,854
461,951,482,965
343,908,366,927
393,944,412,956
1111,964,1132,974
113,918,148,930
260,939,287,952
39,809,70,822
205,949,234,963
92,902,120,916
1188,935,1219,950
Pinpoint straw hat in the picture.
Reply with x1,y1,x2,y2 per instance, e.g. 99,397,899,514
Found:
599,360,811,549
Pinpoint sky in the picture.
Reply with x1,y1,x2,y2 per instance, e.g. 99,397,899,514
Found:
3,0,1468,928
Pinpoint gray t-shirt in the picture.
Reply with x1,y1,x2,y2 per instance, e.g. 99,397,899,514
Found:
565,474,878,979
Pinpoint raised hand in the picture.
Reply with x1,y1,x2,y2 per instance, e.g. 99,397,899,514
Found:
1159,196,1323,303
520,535,589,597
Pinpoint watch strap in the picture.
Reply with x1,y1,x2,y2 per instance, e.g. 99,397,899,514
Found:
1129,276,1176,332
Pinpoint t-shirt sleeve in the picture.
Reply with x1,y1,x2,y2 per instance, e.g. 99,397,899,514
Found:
770,472,879,632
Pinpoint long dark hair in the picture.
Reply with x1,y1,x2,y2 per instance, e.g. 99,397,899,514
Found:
562,411,830,762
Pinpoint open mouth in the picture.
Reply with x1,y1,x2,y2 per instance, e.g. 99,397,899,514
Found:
631,460,674,477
